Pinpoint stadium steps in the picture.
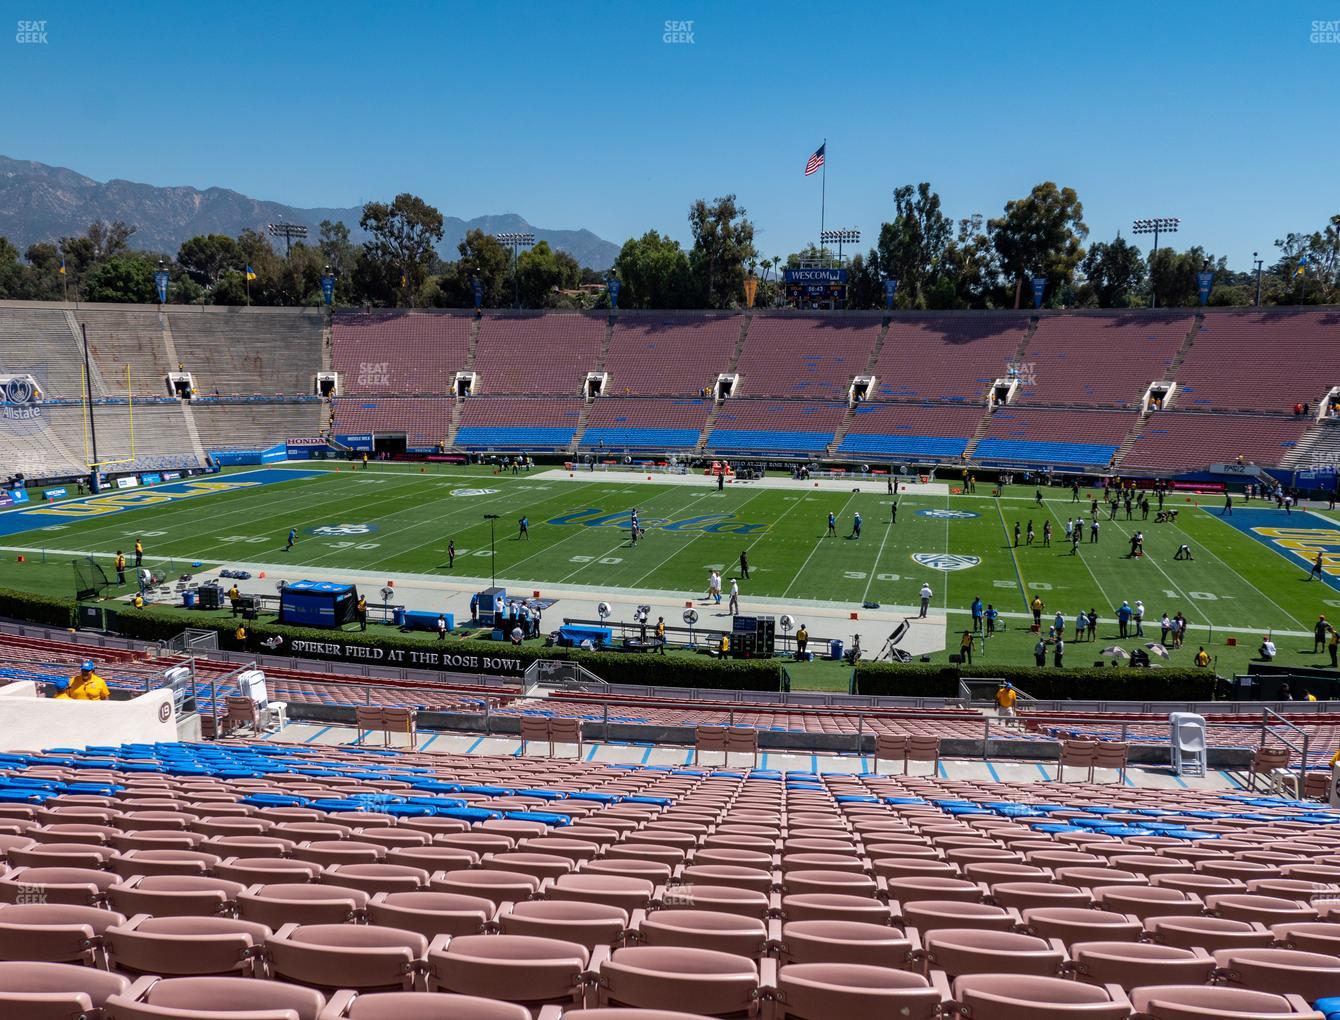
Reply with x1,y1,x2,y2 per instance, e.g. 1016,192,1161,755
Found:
570,402,591,452
447,397,463,447
863,317,892,375
728,314,749,374
959,406,996,461
1281,416,1340,470
1011,314,1040,365
465,315,481,370
1110,414,1150,469
64,311,112,398
320,315,332,372
1162,314,1202,401
825,319,894,456
160,313,208,465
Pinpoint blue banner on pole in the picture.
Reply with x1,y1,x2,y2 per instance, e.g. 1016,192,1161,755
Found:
883,278,898,310
1197,270,1214,306
608,279,620,309
154,270,169,304
321,274,334,306
471,278,483,309
1031,276,1047,309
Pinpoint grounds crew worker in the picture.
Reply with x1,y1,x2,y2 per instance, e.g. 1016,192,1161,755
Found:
796,624,809,659
134,538,144,567
228,584,242,615
357,595,368,631
56,659,110,701
995,682,1017,718
234,623,247,649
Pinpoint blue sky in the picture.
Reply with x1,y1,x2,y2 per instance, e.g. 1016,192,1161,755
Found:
5,1,1338,269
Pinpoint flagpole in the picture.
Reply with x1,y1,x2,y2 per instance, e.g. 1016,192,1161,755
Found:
820,138,827,244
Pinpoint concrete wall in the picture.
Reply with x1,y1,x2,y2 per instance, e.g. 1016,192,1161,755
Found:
0,683,177,751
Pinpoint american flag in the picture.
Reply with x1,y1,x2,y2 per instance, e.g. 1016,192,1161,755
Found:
804,143,825,176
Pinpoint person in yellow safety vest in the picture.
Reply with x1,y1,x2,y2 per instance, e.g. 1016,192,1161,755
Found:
133,593,144,610
235,624,247,648
228,584,242,615
56,659,110,701
719,633,730,656
1194,647,1210,668
995,682,1017,718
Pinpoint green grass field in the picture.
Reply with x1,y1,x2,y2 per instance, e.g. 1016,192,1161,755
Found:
1,462,1337,687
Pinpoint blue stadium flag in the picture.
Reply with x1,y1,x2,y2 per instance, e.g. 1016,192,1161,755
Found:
244,264,257,281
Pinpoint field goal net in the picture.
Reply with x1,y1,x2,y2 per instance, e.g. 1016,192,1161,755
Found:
73,556,112,601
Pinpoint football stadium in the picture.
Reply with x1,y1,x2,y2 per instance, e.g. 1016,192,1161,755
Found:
1,4,1340,1017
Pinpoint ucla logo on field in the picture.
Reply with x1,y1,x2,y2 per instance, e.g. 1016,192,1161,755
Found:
917,509,980,520
450,488,499,497
311,523,377,537
912,552,981,571
547,507,766,535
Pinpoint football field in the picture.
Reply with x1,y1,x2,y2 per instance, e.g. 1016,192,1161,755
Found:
0,462,1336,681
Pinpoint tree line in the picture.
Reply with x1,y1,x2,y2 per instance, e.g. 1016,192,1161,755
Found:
0,185,1335,310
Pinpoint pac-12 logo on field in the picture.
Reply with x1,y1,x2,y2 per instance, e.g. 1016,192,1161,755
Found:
311,524,377,537
912,552,981,571
917,509,979,520
450,488,498,498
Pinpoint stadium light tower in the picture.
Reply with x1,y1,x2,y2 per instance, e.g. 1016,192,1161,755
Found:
819,228,860,262
495,232,535,309
1131,217,1179,308
267,222,308,257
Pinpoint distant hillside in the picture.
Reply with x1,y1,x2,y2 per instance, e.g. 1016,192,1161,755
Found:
0,155,620,269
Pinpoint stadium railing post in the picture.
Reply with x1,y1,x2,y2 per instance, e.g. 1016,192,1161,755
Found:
983,717,990,761
484,697,492,735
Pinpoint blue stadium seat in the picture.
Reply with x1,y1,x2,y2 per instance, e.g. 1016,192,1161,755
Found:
454,427,575,450
973,438,1118,467
706,429,833,453
580,427,701,450
839,434,969,458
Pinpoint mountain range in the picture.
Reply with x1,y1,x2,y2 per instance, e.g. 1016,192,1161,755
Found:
0,156,620,269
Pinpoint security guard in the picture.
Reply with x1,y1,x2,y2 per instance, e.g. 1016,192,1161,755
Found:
356,595,368,631
56,659,110,701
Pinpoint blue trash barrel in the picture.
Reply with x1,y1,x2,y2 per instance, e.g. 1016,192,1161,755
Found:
829,639,843,661
393,607,406,627
183,590,196,609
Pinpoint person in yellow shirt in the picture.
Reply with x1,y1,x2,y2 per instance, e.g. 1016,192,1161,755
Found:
234,624,247,648
654,616,666,654
227,584,242,616
134,538,144,567
356,595,368,631
132,593,144,610
795,624,809,659
1194,646,1210,668
56,660,110,701
995,682,1017,718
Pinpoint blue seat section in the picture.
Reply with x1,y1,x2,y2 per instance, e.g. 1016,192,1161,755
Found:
839,434,968,458
454,427,575,450
973,438,1118,466
707,429,833,453
580,428,701,450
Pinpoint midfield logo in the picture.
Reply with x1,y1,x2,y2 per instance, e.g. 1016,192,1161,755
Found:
312,524,376,537
917,509,980,520
912,552,981,571
450,488,499,497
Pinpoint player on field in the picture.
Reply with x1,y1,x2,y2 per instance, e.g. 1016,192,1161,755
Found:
827,512,836,536
518,516,529,540
286,528,296,551
849,512,862,539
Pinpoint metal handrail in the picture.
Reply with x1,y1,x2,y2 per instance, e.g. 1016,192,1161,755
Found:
1260,707,1312,797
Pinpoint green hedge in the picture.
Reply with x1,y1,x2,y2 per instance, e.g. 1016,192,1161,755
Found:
0,586,75,629
855,661,1217,701
110,608,782,692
